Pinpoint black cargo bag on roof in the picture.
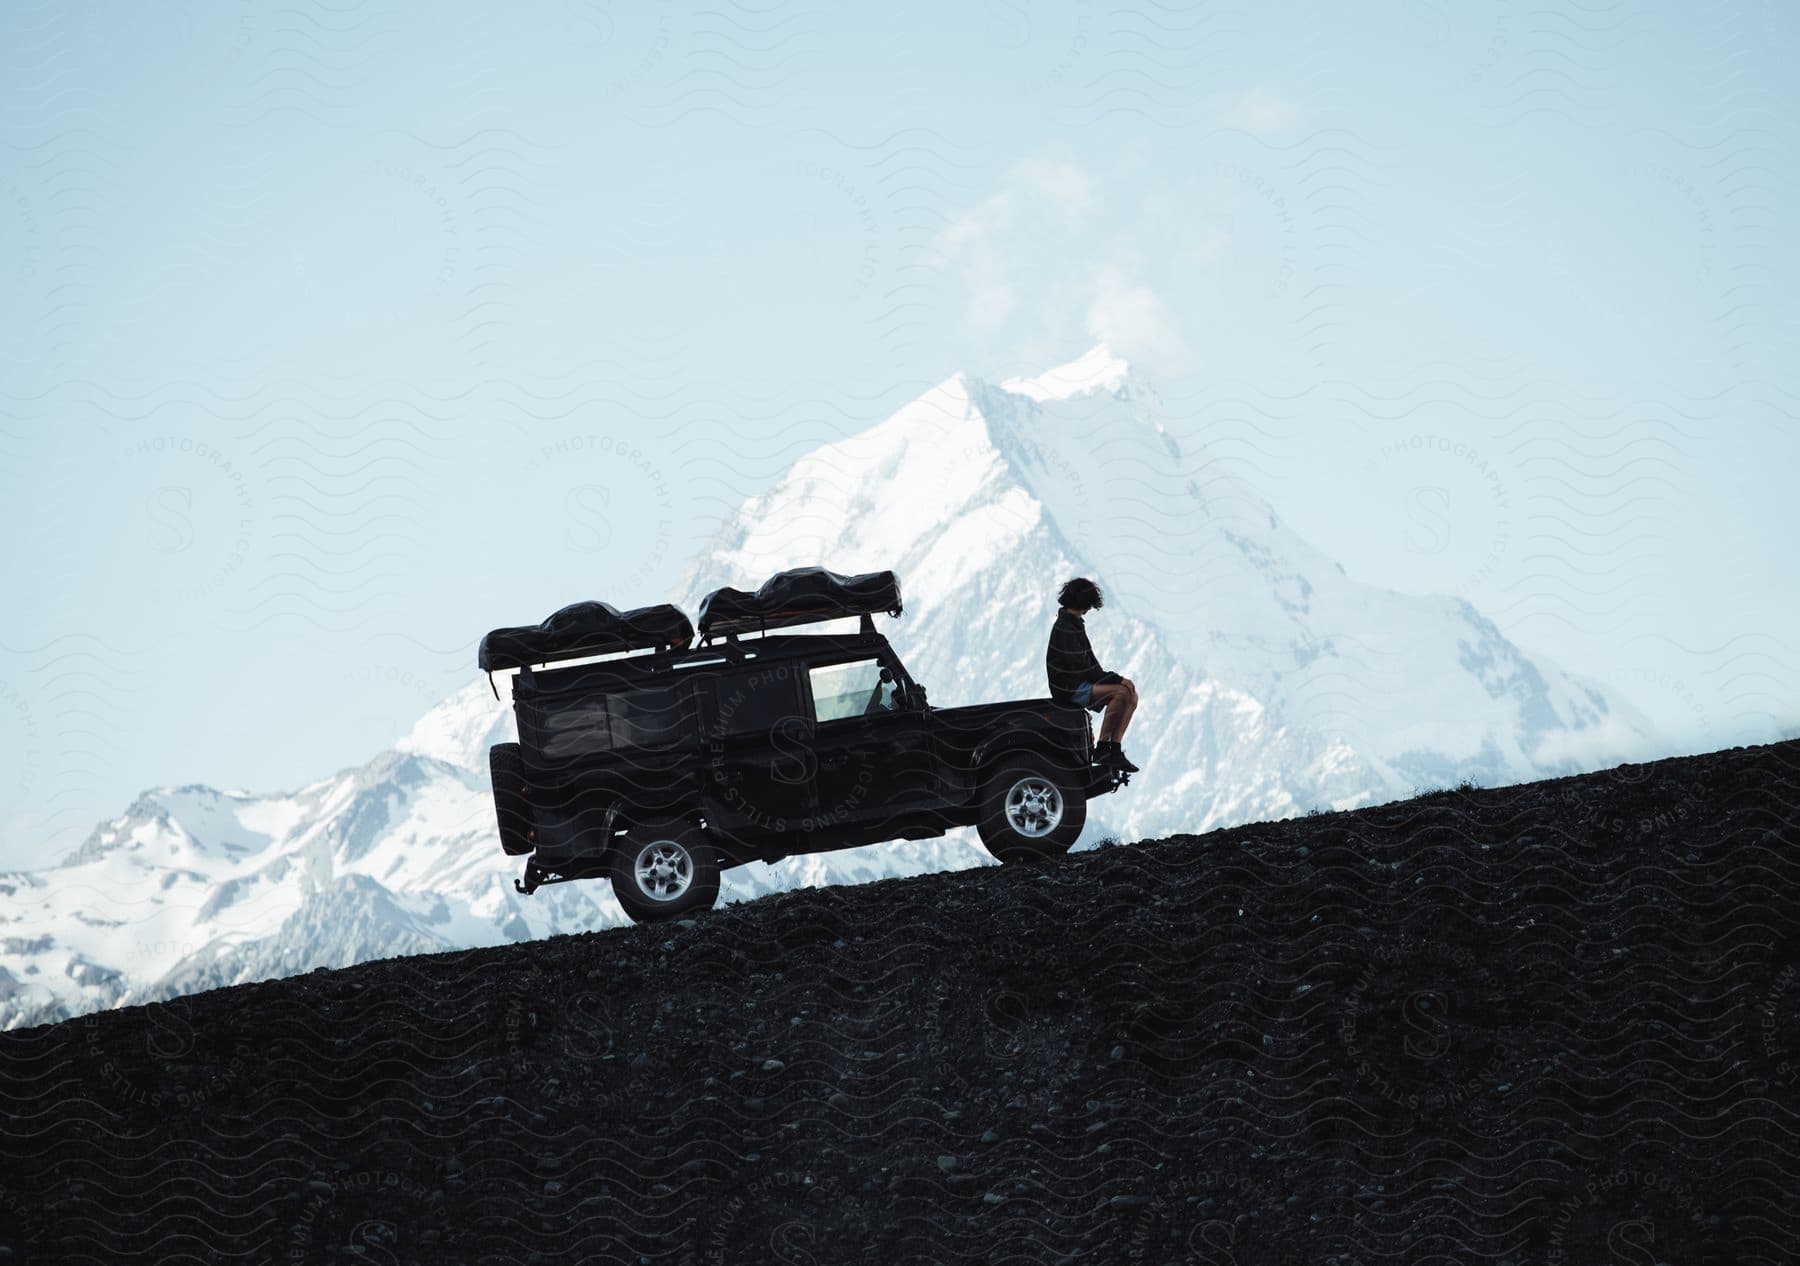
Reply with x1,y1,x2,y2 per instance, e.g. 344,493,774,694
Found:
697,567,902,638
478,601,694,672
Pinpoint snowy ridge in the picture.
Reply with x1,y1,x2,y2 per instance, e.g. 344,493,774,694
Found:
0,348,1661,1029
998,344,1131,401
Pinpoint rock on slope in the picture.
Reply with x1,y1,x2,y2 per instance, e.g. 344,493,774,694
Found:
0,739,1793,1263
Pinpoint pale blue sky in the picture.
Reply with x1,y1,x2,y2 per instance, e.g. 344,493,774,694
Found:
2,1,1796,866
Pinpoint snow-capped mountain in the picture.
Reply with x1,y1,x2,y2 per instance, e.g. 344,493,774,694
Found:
0,348,1661,1029
674,344,1653,818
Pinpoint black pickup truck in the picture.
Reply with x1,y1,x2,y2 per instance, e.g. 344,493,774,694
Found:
480,567,1131,923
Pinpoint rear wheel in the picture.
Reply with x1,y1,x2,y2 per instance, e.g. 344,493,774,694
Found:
609,820,721,923
977,759,1086,864
489,743,534,856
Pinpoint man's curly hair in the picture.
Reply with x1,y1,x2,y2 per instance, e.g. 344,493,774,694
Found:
1058,577,1103,612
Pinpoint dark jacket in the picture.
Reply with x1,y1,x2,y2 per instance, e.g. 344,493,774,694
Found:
1045,610,1105,703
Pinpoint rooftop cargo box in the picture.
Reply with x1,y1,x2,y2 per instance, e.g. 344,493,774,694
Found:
696,567,902,639
478,601,694,673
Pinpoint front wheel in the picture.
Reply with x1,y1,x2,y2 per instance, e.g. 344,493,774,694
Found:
608,820,721,923
977,759,1086,864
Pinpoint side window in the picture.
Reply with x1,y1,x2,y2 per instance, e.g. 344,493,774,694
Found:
534,683,693,757
808,659,892,723
608,684,690,750
711,666,805,737
539,696,611,759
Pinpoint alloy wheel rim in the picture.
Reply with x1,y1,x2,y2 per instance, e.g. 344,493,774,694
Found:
634,840,694,900
1005,776,1064,839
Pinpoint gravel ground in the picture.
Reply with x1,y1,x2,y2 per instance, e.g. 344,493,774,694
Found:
2,738,1797,1264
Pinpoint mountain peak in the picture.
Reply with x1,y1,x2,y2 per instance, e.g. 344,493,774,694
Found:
999,345,1130,402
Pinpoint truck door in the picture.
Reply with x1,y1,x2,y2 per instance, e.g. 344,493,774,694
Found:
699,663,818,848
806,656,957,841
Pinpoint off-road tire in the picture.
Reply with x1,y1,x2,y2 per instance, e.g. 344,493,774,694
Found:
977,758,1086,864
609,820,722,923
489,743,535,856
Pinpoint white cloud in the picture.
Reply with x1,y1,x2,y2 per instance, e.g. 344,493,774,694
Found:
935,157,1099,339
935,157,1089,263
936,155,1191,365
940,190,1014,255
1012,158,1092,218
1084,268,1186,367
939,190,1023,331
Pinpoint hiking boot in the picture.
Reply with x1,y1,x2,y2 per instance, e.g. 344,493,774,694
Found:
1087,741,1130,770
1095,742,1140,774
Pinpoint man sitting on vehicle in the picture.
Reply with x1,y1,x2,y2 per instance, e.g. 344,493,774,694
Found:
1044,577,1139,773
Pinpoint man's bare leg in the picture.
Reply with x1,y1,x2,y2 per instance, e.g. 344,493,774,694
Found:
1114,677,1139,741
1089,682,1131,744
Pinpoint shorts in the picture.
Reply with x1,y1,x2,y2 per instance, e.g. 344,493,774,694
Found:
1072,681,1097,709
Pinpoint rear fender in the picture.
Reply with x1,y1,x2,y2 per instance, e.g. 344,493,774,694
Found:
971,730,1087,788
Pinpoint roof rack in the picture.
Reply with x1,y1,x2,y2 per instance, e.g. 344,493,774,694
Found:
478,601,694,695
696,567,902,642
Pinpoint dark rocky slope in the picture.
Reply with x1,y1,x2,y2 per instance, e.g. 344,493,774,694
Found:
2,739,1798,1264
